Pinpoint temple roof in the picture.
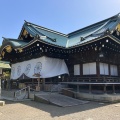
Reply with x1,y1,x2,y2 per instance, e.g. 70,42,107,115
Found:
1,13,120,51
2,38,28,48
67,13,120,47
20,22,68,47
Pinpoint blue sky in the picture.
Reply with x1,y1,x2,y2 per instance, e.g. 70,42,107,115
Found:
0,0,120,45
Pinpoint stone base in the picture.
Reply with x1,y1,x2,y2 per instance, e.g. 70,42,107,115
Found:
76,92,120,102
0,101,5,106
61,89,120,102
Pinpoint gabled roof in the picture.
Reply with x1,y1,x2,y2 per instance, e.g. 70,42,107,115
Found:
18,13,120,48
67,13,120,47
21,22,68,47
1,13,120,51
0,38,29,51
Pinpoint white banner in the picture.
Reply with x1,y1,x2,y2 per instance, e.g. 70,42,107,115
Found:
11,56,69,79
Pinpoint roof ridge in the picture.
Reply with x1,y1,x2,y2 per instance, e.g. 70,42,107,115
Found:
68,13,119,36
26,21,68,37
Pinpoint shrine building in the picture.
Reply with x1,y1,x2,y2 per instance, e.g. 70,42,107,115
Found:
0,13,120,94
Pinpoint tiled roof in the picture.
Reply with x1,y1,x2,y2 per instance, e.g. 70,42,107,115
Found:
0,38,29,50
22,13,120,48
67,14,120,47
24,22,68,47
2,13,120,50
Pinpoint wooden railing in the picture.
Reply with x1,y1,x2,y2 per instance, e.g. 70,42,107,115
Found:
66,76,120,83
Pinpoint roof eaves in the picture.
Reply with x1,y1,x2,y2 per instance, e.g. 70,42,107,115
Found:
68,13,119,36
67,35,113,49
108,34,120,44
0,38,29,53
21,38,66,49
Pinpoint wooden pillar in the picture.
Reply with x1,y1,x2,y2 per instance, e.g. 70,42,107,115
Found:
117,65,120,77
77,85,79,92
96,61,100,77
108,64,111,77
0,78,1,99
42,78,45,91
103,84,107,94
36,78,40,91
7,79,11,90
80,63,83,76
38,78,40,87
112,84,116,94
32,78,34,88
89,84,92,93
28,86,30,99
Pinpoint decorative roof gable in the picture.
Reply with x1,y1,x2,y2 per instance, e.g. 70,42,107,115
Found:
18,13,120,48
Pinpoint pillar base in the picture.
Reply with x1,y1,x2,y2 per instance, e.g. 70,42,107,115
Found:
0,101,5,106
36,86,40,91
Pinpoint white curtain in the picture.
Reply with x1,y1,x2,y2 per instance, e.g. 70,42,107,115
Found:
100,63,109,75
83,62,96,75
11,56,69,79
110,65,118,76
74,64,80,75
83,63,89,75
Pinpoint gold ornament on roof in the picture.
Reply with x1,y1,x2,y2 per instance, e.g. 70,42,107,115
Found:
17,48,23,53
0,56,2,60
116,23,120,32
5,45,12,53
2,51,5,57
23,29,28,36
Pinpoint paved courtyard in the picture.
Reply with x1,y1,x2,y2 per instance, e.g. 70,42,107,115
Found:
0,90,120,120
0,99,120,120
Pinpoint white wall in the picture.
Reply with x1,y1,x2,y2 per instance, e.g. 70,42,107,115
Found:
83,62,96,75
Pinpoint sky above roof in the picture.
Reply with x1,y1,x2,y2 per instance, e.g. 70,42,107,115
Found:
0,0,120,45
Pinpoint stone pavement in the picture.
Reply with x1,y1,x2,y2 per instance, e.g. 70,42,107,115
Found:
1,89,89,107
0,90,120,120
1,90,15,97
35,93,89,107
0,99,120,120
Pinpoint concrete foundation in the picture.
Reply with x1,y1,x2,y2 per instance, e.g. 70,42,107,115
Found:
76,92,120,102
61,88,120,102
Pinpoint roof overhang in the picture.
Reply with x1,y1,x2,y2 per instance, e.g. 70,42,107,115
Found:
1,35,120,54
67,34,120,49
